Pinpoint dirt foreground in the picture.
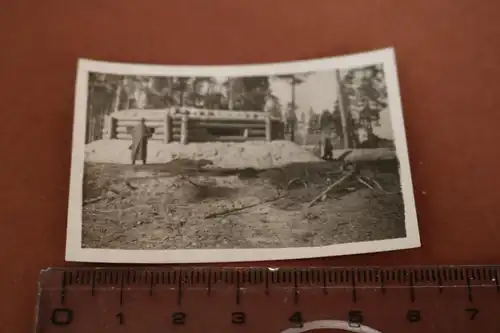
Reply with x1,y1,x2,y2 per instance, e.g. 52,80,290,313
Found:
82,158,406,250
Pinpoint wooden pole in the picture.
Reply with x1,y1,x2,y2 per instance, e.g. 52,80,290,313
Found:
180,112,189,144
112,78,122,112
108,117,117,139
163,112,172,143
335,69,350,149
228,78,234,111
290,81,296,142
265,114,272,142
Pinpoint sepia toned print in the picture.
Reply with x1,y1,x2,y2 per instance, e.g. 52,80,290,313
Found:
65,48,420,263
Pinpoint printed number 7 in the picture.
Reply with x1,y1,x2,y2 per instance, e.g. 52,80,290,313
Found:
465,308,479,320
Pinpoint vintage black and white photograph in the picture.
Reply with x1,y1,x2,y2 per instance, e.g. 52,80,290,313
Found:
65,48,420,263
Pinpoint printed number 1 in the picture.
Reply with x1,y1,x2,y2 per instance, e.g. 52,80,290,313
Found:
116,312,124,325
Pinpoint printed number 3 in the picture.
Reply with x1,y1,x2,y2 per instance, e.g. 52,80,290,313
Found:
172,312,186,325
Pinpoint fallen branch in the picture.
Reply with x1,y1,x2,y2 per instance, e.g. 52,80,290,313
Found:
83,195,110,205
204,196,283,219
307,171,354,208
357,176,375,190
84,180,141,206
369,177,400,194
124,181,138,190
287,177,308,189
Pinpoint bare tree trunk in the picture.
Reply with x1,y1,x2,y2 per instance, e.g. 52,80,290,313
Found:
228,78,234,110
86,84,95,144
180,90,185,107
112,77,123,112
335,70,350,149
290,81,296,142
302,110,310,146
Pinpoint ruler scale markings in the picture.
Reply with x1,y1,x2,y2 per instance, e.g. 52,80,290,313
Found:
177,270,183,306
293,270,299,305
59,271,67,305
437,268,443,293
409,270,415,303
380,269,386,295
466,270,473,303
155,271,160,285
493,268,500,292
322,268,327,295
148,271,153,297
207,269,212,296
91,271,96,296
351,270,357,303
119,272,124,306
236,271,241,305
265,269,270,295
36,266,500,332
443,267,449,282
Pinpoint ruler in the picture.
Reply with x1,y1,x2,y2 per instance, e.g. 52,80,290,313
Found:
35,266,500,332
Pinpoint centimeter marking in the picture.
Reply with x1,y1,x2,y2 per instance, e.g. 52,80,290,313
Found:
45,266,500,307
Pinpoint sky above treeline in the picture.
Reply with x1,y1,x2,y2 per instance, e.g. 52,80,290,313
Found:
212,70,339,116
208,69,395,140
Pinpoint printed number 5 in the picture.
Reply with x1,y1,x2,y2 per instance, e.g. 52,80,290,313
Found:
348,310,363,327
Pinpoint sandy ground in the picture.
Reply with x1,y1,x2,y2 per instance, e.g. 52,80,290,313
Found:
85,140,324,168
81,154,406,250
85,139,396,167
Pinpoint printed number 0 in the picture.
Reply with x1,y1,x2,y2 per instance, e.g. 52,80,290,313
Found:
51,308,73,326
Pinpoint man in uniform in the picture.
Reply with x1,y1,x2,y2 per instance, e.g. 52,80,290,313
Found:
130,118,152,165
322,135,334,160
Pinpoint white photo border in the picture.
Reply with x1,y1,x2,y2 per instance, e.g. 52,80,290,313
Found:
65,47,420,263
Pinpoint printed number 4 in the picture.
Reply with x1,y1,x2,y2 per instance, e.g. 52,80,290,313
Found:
289,312,304,327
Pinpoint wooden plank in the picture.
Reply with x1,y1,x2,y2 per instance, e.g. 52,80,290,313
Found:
116,120,180,127
116,133,182,141
190,122,265,129
247,129,266,136
164,113,172,144
115,126,180,134
114,116,269,123
208,136,267,142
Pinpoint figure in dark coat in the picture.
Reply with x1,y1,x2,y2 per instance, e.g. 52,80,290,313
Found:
130,118,151,165
322,136,333,160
